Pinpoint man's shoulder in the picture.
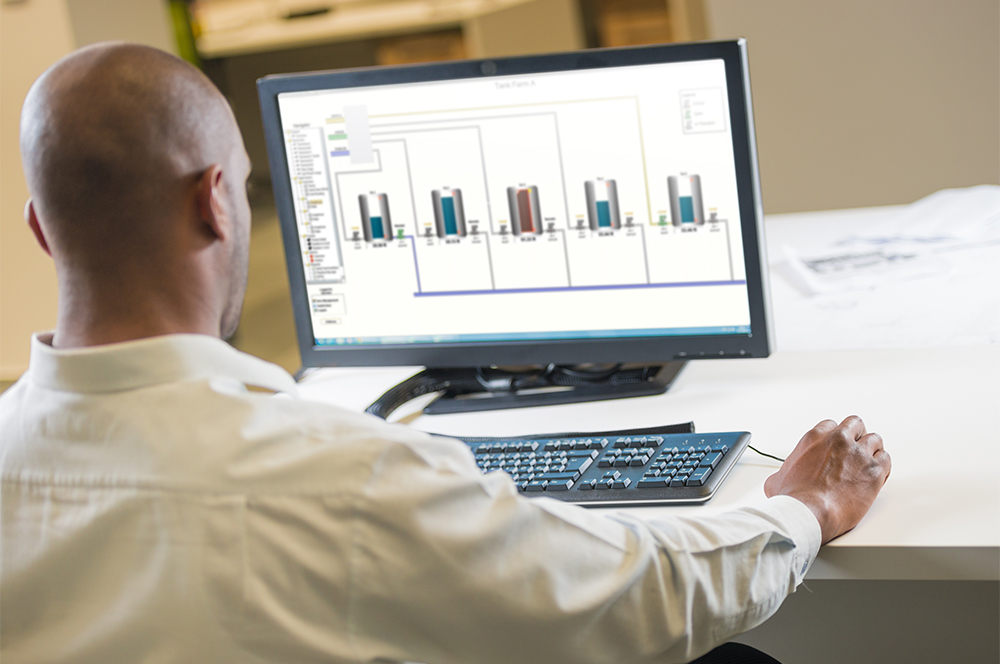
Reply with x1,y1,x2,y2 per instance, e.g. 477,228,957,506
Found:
1,375,472,497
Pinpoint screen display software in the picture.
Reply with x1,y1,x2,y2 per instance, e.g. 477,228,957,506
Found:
276,58,751,349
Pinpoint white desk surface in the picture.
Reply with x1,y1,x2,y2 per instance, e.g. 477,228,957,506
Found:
297,205,1000,582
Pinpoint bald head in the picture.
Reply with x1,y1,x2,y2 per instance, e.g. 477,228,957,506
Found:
21,43,242,250
21,43,253,344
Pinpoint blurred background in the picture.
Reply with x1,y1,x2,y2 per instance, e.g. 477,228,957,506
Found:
2,0,998,379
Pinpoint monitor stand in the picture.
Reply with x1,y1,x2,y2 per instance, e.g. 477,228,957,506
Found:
421,362,686,414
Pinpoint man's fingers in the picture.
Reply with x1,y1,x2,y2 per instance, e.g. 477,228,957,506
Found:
812,419,838,434
839,415,867,440
861,431,883,456
874,448,892,482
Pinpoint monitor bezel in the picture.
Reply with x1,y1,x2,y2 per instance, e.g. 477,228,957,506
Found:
257,39,772,369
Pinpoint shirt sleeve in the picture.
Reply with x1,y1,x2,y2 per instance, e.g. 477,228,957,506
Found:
347,435,822,664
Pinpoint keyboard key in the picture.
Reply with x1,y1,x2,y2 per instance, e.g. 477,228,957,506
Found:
596,479,613,490
579,479,596,490
669,477,687,487
590,438,610,449
686,467,713,486
526,480,548,492
537,472,580,482
709,444,729,454
603,470,621,480
650,436,664,446
613,457,630,467
612,477,632,489
628,456,647,467
547,479,575,491
516,481,529,491
566,449,599,458
598,458,613,468
638,478,667,488
699,452,723,469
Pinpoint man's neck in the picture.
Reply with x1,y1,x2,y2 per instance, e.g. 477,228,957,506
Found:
52,276,222,348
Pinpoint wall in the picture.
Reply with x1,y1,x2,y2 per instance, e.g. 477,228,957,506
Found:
705,0,1000,213
65,0,174,51
464,0,586,58
0,0,76,379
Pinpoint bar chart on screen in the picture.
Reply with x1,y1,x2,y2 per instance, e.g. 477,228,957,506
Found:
282,97,740,299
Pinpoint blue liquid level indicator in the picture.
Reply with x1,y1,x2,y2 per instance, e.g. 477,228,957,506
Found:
679,196,695,223
370,216,385,239
442,198,458,235
596,200,612,227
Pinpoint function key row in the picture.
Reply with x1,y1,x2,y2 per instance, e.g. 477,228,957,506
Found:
541,438,610,452
475,441,540,454
612,436,664,448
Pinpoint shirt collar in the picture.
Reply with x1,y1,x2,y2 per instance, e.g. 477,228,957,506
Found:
28,332,299,396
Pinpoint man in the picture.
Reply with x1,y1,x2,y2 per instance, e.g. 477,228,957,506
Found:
1,43,890,663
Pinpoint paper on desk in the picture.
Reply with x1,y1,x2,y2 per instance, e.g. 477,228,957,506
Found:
771,186,1000,351
781,186,1000,295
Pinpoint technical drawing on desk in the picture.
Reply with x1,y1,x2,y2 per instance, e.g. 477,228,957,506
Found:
278,60,751,346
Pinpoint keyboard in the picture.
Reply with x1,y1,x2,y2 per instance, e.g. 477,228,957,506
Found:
459,431,750,506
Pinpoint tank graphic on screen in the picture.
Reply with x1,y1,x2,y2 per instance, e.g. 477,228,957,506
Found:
359,193,393,241
585,179,622,230
431,189,467,238
507,185,543,235
668,174,705,225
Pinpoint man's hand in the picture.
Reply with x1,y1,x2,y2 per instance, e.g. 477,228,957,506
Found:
764,416,891,544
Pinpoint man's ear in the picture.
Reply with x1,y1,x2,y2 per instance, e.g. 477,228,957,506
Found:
195,164,230,241
25,199,52,258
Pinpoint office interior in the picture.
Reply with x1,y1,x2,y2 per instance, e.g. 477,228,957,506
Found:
0,0,998,662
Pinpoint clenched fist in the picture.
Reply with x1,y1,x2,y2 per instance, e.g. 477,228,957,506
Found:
765,416,891,543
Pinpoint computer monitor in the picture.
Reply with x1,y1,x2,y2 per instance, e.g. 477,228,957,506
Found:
257,39,772,413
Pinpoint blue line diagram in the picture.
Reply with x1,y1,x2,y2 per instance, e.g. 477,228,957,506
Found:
405,234,742,297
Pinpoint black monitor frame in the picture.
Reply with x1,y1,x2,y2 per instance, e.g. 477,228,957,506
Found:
258,39,772,372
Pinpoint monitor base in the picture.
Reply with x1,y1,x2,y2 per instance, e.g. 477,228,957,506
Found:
421,362,686,414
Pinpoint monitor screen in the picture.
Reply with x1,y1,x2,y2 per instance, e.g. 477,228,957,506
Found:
258,40,772,370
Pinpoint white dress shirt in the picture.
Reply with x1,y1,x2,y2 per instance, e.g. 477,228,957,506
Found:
1,333,821,664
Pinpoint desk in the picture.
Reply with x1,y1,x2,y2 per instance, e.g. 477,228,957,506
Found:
194,0,585,61
298,204,1000,582
297,204,1000,660
300,347,1000,582
195,0,558,58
